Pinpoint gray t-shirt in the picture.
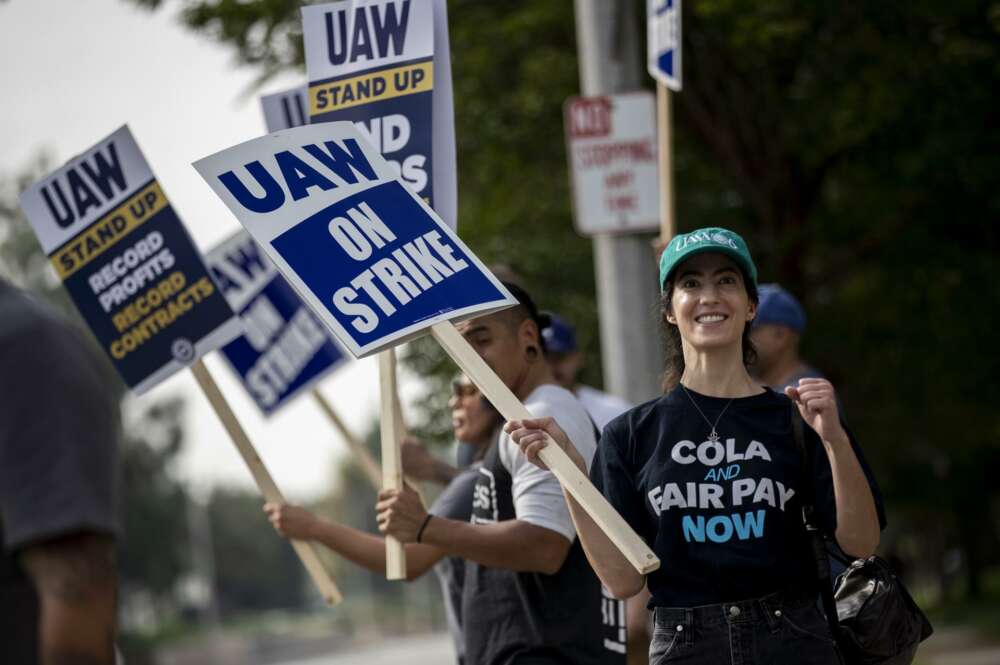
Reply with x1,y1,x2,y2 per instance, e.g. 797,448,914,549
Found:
428,465,480,663
0,280,119,663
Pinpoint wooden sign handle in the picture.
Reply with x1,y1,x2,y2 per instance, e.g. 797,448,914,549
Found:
190,359,343,605
387,372,425,493
312,390,382,490
377,349,407,580
430,322,661,575
657,82,675,244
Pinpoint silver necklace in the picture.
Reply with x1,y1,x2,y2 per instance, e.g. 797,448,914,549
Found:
680,385,734,444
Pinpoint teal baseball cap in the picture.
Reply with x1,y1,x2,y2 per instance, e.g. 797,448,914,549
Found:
659,227,758,291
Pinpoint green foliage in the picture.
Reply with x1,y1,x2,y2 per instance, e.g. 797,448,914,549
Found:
310,423,444,633
208,487,308,613
119,398,191,598
128,0,306,85
0,154,73,311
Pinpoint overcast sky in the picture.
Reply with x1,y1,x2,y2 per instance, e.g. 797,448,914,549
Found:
0,0,425,501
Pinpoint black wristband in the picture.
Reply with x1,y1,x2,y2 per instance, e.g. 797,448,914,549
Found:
416,514,434,543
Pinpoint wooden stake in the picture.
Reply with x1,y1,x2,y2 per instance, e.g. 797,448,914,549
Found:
430,322,661,575
377,349,407,580
657,82,676,243
312,390,382,490
190,359,343,605
392,380,408,443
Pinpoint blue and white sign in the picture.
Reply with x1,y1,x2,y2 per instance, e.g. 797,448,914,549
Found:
261,85,309,132
648,0,682,91
301,0,457,231
206,230,347,415
193,122,514,358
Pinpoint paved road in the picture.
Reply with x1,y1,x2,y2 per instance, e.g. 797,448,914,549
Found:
919,627,1000,665
279,633,454,665
281,627,1000,665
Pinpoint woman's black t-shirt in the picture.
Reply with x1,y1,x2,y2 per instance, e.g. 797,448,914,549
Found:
590,385,885,608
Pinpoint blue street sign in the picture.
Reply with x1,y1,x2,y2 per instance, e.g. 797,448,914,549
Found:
648,0,682,91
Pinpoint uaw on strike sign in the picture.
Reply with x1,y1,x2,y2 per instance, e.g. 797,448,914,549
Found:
20,126,240,392
194,123,513,358
302,0,456,230
206,231,346,415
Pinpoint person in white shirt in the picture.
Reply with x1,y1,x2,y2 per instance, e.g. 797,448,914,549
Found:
377,283,625,665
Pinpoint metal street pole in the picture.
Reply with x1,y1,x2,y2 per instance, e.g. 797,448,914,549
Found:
574,0,664,404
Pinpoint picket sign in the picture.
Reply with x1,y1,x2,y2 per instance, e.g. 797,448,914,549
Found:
431,322,661,575
18,125,242,393
302,0,458,231
190,359,343,604
312,389,382,489
378,348,407,579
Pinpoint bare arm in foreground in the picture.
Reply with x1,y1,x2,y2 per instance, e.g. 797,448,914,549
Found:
20,532,117,665
265,502,443,581
504,417,644,598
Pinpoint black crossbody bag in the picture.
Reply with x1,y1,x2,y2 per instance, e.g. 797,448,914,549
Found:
790,406,933,665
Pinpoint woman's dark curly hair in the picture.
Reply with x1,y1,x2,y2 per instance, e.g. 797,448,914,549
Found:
659,267,759,392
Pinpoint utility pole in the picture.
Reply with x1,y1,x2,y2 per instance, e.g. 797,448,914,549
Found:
574,0,664,404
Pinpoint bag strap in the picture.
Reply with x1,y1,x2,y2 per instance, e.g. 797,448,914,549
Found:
790,403,845,651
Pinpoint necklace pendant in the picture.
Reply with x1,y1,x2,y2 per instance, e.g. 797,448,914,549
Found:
708,429,720,444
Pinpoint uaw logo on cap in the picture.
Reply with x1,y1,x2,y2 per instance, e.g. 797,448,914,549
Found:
673,230,739,252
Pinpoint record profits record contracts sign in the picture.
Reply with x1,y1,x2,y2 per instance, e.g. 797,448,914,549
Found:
20,126,239,392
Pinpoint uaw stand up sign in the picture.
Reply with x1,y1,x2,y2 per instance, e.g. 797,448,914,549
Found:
19,126,241,392
20,126,342,605
302,0,456,230
194,122,661,580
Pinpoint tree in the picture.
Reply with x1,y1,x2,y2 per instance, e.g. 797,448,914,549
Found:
0,154,72,308
118,398,193,611
208,487,308,613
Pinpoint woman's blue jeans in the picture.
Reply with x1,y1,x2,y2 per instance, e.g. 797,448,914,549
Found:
649,590,842,665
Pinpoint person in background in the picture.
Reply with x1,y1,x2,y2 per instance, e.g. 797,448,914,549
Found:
542,313,632,431
400,427,470,487
751,283,850,577
401,262,531,486
377,282,625,665
750,284,824,392
266,375,500,665
543,312,652,665
0,277,120,665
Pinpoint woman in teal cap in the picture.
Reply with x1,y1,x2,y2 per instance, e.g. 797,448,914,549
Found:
506,228,884,664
